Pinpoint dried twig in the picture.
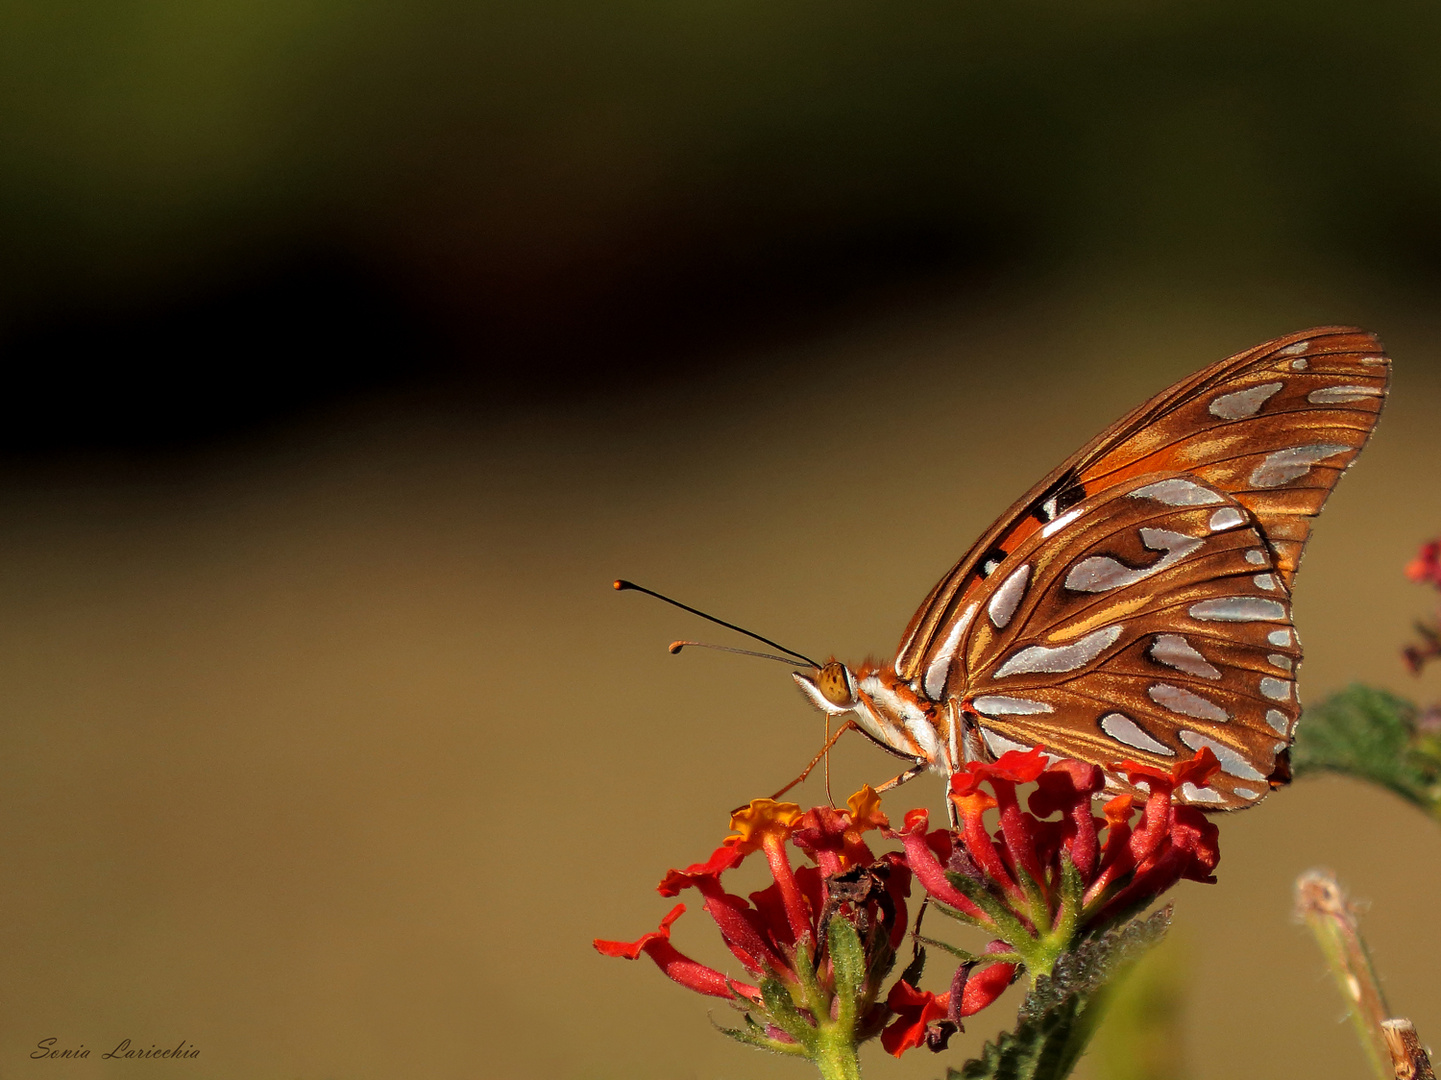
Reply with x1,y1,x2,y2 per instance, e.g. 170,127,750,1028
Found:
1383,1020,1437,1080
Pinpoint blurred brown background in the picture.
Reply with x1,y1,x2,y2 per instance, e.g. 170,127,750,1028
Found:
2,3,1441,1079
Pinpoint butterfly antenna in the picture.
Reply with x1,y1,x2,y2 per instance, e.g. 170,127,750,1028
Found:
668,640,805,666
613,579,822,668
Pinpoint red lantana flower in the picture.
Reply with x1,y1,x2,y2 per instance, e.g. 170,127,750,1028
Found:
1404,538,1441,674
879,939,1017,1056
1406,539,1441,590
883,747,1222,1053
595,787,914,1062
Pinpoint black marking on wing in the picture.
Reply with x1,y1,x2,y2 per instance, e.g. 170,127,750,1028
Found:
978,547,1008,578
1029,471,1086,524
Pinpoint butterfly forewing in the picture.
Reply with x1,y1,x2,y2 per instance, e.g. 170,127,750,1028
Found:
945,474,1300,808
1080,333,1388,584
895,327,1390,685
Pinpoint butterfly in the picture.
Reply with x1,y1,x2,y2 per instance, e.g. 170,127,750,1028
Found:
789,327,1390,809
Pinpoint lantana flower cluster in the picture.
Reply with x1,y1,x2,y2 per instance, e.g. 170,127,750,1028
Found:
884,746,1221,1052
596,747,1223,1071
595,788,916,1064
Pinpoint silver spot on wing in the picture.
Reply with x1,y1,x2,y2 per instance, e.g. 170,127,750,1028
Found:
1308,385,1383,405
1208,507,1246,532
921,602,977,698
993,624,1124,678
988,564,1032,629
1267,653,1294,672
1260,677,1292,702
1100,713,1174,755
1040,505,1085,540
1265,709,1290,734
1232,786,1261,800
972,695,1054,716
1149,633,1221,679
1189,597,1288,622
1253,573,1278,591
1065,529,1203,593
1149,683,1231,722
1180,782,1225,804
1278,341,1310,356
981,729,1032,759
1268,628,1293,646
1291,359,1309,371
1129,478,1223,506
1249,443,1351,488
1245,549,1267,566
1179,730,1266,781
1140,527,1204,553
1209,381,1284,420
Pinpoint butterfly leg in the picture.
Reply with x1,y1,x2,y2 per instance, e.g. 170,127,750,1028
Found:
872,761,927,795
754,719,858,807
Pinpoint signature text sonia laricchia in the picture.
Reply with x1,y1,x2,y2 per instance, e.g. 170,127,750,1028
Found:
31,1038,199,1060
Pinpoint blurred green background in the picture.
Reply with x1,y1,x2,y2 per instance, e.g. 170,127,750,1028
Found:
5,0,1441,443
1,3,1441,1080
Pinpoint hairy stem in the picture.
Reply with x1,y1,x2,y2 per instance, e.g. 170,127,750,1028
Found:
1295,870,1394,1080
810,1030,863,1080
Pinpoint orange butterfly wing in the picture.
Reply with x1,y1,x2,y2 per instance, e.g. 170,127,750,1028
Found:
936,473,1299,808
896,327,1389,686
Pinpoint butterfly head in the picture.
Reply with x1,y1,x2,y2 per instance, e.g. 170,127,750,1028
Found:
793,658,946,771
792,660,859,714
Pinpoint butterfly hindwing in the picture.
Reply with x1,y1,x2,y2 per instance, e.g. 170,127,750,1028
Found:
896,327,1389,686
944,473,1300,809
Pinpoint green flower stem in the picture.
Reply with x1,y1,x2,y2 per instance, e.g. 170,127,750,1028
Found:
1012,921,1072,980
810,1025,863,1080
806,924,867,1080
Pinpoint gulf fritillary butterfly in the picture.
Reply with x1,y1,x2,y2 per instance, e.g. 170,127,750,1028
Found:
787,327,1389,809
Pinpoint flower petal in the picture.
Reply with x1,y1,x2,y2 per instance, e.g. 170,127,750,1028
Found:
881,980,950,1056
657,840,745,897
729,798,805,853
958,960,1019,1016
594,904,759,1000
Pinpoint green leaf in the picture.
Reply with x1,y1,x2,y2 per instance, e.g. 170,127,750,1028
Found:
760,976,817,1049
944,870,1032,942
947,906,1172,1080
914,935,998,964
1051,854,1084,946
710,1017,808,1057
1291,684,1441,815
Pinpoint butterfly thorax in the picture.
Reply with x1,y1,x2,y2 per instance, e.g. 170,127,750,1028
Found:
793,660,954,774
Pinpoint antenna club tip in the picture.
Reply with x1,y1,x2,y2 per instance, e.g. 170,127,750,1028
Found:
667,641,686,654
612,579,628,591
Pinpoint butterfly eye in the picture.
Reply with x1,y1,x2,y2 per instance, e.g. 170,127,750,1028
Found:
816,662,857,708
